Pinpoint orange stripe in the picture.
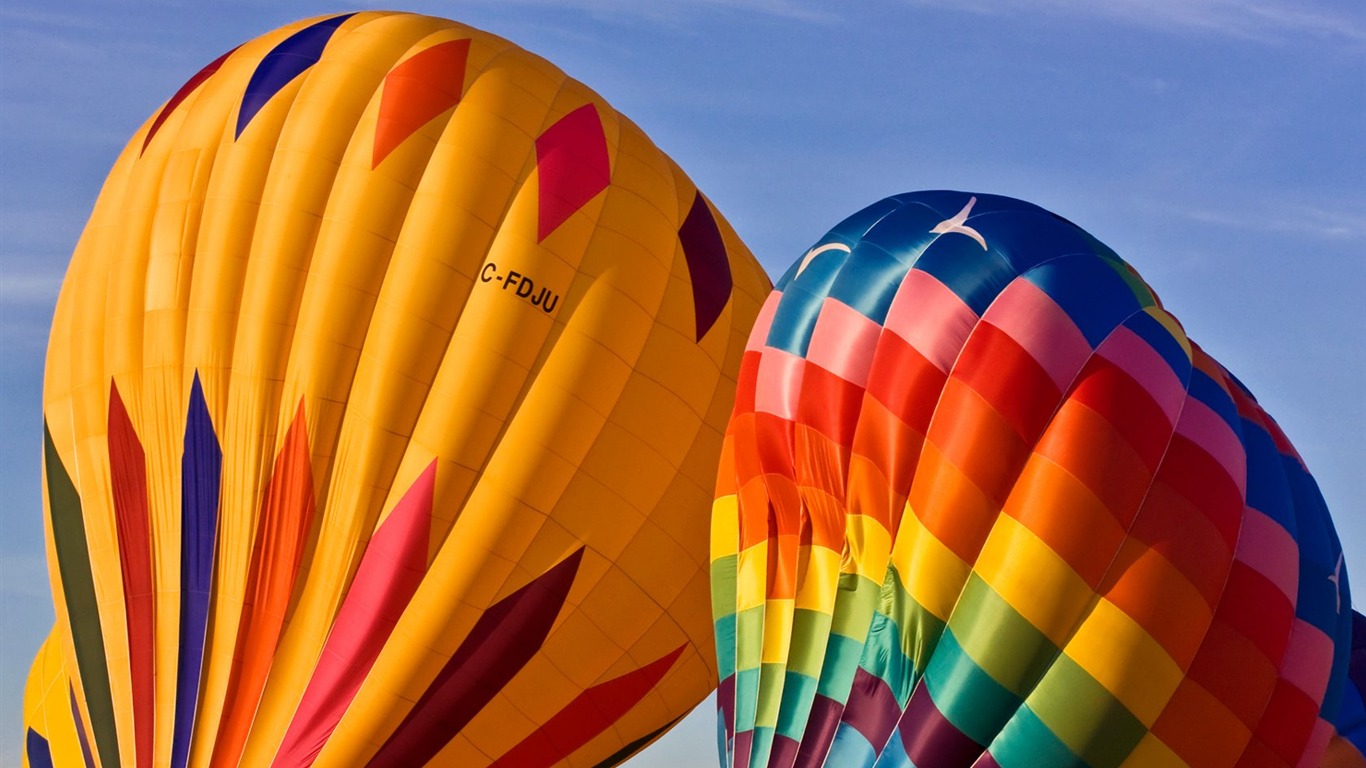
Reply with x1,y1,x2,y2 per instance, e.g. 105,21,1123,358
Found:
1004,456,1127,587
210,401,316,768
907,440,997,565
928,378,1030,508
1099,539,1213,667
1034,398,1153,525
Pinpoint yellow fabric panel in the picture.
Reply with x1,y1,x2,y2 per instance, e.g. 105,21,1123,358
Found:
889,502,970,625
712,494,741,561
794,545,841,615
843,512,893,584
971,512,1094,648
1063,597,1184,725
41,11,769,767
22,630,87,768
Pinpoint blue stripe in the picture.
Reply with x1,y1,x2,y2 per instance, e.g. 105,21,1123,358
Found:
1240,418,1296,533
828,241,915,325
1187,367,1242,438
766,247,849,357
826,721,879,768
1023,254,1142,348
171,374,222,768
26,729,54,768
236,14,356,137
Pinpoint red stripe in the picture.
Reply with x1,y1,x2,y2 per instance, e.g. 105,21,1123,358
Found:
272,461,435,768
491,645,686,767
141,46,239,155
107,383,155,768
952,321,1061,444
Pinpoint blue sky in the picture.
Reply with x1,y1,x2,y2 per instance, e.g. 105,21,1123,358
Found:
1,1,1361,765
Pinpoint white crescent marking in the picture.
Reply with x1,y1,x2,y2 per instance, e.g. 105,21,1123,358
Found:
931,196,988,251
795,242,851,277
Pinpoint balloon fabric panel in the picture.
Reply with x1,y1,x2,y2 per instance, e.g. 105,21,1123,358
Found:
711,191,1355,768
26,11,770,768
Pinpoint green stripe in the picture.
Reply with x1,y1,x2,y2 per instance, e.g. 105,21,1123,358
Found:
949,574,1058,696
45,424,121,768
735,605,764,673
787,607,833,678
709,554,737,620
1027,654,1146,768
922,628,1021,745
755,662,787,727
883,565,947,675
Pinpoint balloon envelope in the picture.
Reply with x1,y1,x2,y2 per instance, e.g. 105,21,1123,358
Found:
711,191,1355,768
23,11,769,768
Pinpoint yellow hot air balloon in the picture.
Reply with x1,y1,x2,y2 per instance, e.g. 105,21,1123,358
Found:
22,12,769,768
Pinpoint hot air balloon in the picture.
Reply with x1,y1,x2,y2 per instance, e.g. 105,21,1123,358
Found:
22,11,770,768
711,191,1356,767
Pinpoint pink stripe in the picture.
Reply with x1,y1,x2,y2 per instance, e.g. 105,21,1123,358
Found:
1296,719,1335,768
980,280,1090,391
1097,326,1186,426
1234,508,1299,601
1279,619,1335,699
884,269,978,374
806,298,881,389
754,348,805,421
272,461,436,768
747,292,782,352
1176,398,1248,497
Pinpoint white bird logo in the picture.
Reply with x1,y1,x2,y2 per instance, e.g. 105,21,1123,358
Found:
794,242,851,277
931,196,988,251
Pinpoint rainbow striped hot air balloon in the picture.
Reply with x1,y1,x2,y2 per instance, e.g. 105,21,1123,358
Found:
21,12,770,768
711,191,1358,768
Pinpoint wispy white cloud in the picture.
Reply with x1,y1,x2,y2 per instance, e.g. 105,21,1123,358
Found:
1174,200,1366,239
0,273,63,305
387,0,840,24
901,0,1366,44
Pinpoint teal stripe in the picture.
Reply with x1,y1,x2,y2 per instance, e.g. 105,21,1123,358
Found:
714,613,738,681
775,670,819,741
735,667,761,733
748,726,776,768
988,704,1086,768
1025,654,1146,768
45,424,121,768
922,628,1021,745
816,632,865,700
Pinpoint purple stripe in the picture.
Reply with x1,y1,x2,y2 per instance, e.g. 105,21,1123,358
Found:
171,374,221,768
679,192,734,341
842,667,903,754
795,695,844,768
367,549,583,768
733,729,754,768
235,14,355,138
69,685,95,768
899,686,984,768
770,734,801,766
